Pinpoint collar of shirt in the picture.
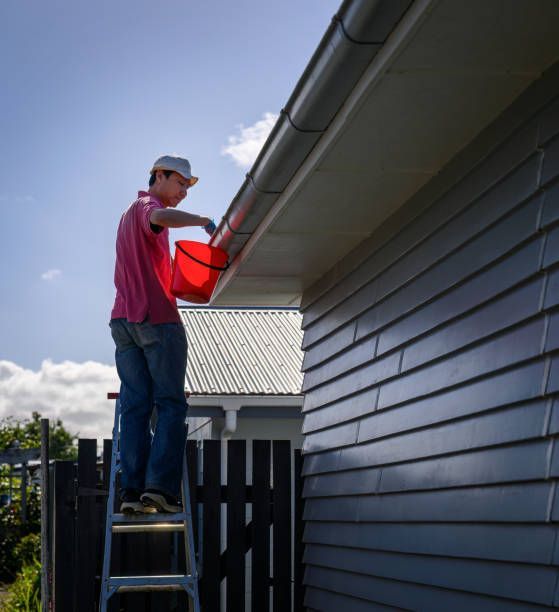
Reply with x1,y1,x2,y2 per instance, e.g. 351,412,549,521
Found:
138,190,163,206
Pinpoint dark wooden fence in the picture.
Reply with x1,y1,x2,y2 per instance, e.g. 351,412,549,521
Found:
50,438,304,612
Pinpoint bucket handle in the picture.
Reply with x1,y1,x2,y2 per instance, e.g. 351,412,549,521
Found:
176,242,230,271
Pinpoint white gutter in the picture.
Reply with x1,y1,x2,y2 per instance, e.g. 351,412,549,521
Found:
188,394,304,408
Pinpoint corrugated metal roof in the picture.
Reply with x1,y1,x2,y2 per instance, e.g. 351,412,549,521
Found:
179,307,304,395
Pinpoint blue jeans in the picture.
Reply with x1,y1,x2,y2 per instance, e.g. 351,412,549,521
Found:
109,318,188,498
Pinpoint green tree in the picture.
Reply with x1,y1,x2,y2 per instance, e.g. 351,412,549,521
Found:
0,411,77,460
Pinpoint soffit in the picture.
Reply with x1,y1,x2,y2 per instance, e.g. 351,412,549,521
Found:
213,0,559,305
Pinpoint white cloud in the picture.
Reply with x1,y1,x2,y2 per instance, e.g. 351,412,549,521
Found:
0,359,120,441
221,112,279,169
41,269,61,281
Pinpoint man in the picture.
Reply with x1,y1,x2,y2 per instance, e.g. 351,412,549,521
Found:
109,155,215,513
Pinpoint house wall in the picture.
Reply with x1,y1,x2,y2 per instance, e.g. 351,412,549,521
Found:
186,416,215,440
225,416,303,448
187,414,303,446
299,63,559,610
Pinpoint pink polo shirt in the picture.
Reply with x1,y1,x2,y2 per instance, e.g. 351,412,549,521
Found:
110,191,180,324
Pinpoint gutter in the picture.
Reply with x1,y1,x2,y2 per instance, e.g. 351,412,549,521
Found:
210,0,413,264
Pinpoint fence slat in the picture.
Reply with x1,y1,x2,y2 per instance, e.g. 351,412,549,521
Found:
202,440,221,612
294,449,304,612
147,530,173,610
40,420,50,612
53,461,76,612
273,440,292,612
76,439,98,611
252,440,271,612
124,532,149,612
226,440,246,610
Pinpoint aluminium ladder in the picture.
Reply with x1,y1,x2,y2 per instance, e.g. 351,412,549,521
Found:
99,397,200,612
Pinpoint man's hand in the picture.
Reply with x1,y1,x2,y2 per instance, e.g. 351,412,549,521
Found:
203,219,217,236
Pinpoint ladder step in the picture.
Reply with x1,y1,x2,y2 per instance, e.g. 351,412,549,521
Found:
108,574,195,593
112,512,187,523
113,523,185,533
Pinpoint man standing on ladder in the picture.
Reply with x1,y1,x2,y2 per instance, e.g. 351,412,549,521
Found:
109,155,216,514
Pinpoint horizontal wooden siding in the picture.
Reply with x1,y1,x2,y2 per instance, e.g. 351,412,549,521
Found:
300,65,559,610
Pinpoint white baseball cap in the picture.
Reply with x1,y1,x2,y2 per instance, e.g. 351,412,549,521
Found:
150,155,198,187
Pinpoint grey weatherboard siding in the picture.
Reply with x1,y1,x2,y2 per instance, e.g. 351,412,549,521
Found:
299,64,559,610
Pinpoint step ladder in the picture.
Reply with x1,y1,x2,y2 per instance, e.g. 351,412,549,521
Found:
99,397,200,612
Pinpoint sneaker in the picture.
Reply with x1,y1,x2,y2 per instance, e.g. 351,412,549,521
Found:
119,488,145,514
141,489,183,513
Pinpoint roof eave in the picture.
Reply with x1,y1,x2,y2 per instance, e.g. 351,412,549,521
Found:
210,0,416,303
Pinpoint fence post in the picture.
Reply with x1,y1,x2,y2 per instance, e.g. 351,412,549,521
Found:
75,439,98,611
226,440,246,610
201,440,221,611
53,461,76,611
273,440,291,611
40,419,51,611
252,440,271,612
294,449,305,612
21,461,27,524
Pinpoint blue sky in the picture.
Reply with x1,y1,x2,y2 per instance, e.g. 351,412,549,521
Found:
0,0,340,437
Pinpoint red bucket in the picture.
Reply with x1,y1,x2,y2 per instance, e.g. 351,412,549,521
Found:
170,240,229,304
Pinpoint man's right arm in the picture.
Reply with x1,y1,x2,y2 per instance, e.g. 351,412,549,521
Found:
150,209,211,228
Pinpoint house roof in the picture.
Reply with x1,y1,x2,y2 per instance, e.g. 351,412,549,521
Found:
179,307,304,395
210,0,559,306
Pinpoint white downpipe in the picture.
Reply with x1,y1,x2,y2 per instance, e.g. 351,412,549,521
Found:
220,406,239,612
221,409,238,439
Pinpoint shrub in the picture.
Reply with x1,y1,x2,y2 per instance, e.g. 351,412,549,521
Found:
1,558,40,611
0,493,40,582
13,534,40,569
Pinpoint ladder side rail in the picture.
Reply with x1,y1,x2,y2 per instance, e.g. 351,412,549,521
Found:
100,399,121,611
182,447,201,612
